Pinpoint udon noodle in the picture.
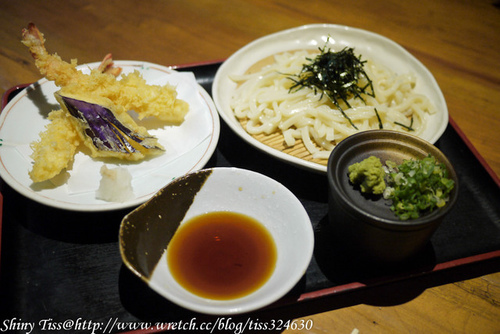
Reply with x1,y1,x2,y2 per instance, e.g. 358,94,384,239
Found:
229,50,436,162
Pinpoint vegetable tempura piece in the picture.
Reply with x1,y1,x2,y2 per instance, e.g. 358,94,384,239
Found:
110,71,189,123
21,23,190,183
55,93,164,160
21,23,189,124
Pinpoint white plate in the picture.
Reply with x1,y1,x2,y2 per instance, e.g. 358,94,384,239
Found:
0,61,220,211
212,24,448,173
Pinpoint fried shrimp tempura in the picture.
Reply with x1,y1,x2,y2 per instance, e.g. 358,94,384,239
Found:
21,23,190,183
29,109,79,183
21,24,81,88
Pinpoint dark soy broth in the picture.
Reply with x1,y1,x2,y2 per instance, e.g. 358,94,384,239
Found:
167,211,277,300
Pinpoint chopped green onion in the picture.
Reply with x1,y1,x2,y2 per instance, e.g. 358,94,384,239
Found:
384,155,455,220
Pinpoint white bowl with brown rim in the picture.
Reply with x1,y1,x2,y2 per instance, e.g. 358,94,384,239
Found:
119,167,314,315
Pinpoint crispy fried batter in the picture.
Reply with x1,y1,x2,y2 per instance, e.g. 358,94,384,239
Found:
21,23,189,183
29,109,80,183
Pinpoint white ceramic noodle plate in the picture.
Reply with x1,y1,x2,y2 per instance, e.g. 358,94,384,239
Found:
212,24,448,173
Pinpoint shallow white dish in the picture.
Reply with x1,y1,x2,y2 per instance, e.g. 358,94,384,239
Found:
212,24,448,173
120,167,314,315
0,61,220,211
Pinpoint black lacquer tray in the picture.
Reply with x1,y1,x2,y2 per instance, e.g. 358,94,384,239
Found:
1,61,499,333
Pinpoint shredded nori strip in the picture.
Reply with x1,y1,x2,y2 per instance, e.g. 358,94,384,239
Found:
374,108,383,129
394,116,415,131
288,39,375,129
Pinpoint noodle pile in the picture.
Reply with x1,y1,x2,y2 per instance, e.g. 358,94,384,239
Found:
230,50,435,163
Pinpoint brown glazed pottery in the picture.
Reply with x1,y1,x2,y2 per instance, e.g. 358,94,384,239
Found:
327,130,459,263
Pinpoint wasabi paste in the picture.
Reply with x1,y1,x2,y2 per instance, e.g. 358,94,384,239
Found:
348,156,386,195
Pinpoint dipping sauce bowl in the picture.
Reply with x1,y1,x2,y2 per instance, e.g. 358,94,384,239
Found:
119,167,314,315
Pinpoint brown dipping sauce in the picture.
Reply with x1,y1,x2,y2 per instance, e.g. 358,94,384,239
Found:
167,211,277,300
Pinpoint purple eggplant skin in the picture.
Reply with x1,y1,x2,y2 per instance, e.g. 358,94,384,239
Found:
57,94,164,154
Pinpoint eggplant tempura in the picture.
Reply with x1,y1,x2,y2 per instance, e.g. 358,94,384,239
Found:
21,23,189,183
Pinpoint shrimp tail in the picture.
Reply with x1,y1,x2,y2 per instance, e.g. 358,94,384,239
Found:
21,23,80,87
98,53,122,77
21,22,47,60
21,23,122,87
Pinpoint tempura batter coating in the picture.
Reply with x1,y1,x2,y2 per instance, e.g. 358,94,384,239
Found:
29,109,79,182
58,70,189,124
55,91,164,161
21,23,189,183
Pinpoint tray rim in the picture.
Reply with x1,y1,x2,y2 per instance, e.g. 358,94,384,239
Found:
298,250,500,302
1,60,499,324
